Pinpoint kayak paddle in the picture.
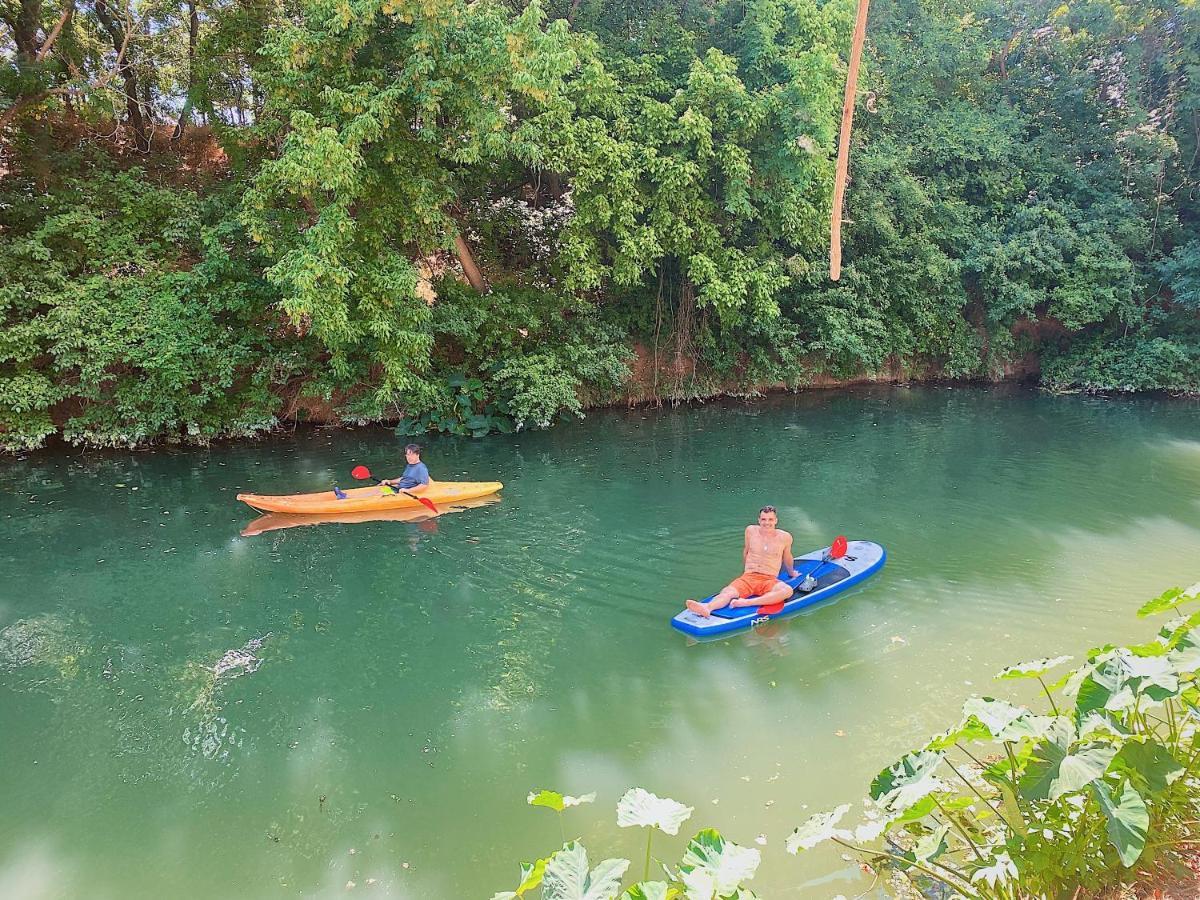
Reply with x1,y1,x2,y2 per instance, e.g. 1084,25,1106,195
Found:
350,465,440,514
757,535,848,615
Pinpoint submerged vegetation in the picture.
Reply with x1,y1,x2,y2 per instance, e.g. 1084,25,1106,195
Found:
2,0,1199,450
494,582,1200,899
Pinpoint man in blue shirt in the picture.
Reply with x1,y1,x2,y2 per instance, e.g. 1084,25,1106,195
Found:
382,444,431,494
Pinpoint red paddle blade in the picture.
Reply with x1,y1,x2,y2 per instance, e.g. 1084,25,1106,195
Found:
831,535,848,558
758,601,786,615
351,465,371,480
416,496,439,514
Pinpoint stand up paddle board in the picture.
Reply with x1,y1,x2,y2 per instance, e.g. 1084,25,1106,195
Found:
670,539,886,638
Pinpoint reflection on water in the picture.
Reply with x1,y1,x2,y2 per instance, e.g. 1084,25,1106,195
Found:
1,387,1199,898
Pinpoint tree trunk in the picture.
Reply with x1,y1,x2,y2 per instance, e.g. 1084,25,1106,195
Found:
453,233,490,294
829,0,870,282
172,0,198,139
12,0,44,58
94,0,149,150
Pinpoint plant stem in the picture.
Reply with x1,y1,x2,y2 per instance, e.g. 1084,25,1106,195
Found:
830,837,980,898
644,830,652,882
1037,675,1061,716
932,796,985,860
946,753,1018,833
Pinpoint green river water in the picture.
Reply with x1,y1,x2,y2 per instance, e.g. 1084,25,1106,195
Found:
2,386,1200,899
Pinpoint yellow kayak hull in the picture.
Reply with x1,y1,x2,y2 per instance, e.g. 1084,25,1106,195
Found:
236,481,503,515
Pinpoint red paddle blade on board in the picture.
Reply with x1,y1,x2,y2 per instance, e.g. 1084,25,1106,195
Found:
757,536,850,617
351,465,372,480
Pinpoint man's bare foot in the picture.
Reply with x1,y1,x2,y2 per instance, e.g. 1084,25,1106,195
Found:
686,599,711,618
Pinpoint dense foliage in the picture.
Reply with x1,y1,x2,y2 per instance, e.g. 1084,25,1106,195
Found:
791,582,1200,899
2,0,1198,449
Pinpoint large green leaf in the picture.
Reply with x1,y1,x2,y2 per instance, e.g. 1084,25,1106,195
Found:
528,789,597,812
786,805,851,852
1019,738,1116,802
677,829,760,899
541,842,630,900
1137,586,1189,618
995,656,1073,680
924,717,992,751
491,856,550,899
961,697,1052,741
619,883,673,900
869,751,945,812
1092,780,1149,867
616,788,693,836
1110,739,1184,796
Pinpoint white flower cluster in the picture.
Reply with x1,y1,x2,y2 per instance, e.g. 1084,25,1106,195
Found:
477,191,576,261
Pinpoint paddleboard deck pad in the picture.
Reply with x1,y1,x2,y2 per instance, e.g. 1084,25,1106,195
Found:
670,540,886,638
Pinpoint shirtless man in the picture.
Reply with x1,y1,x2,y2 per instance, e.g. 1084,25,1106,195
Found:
686,506,798,617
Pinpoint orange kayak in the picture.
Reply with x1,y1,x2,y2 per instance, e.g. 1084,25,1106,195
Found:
240,495,502,535
236,480,503,515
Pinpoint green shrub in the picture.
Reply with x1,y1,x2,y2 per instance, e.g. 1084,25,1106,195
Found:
0,168,295,450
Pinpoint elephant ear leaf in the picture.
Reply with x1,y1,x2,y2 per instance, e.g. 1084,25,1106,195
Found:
491,856,550,899
1020,739,1116,802
786,805,852,853
619,882,675,900
1136,586,1195,618
869,750,945,813
616,788,693,836
996,655,1073,680
529,790,597,812
1092,780,1149,867
1110,739,1184,796
541,842,630,900
678,828,761,899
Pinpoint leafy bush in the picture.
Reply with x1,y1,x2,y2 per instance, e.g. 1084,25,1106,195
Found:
790,582,1200,899
0,168,295,450
396,281,632,436
1041,335,1200,394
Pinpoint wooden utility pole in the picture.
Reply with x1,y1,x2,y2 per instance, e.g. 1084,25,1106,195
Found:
830,0,870,281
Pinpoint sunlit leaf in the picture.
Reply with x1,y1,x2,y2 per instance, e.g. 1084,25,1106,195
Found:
961,697,1052,741
616,789,693,836
678,829,760,899
491,856,550,899
995,655,1073,680
786,805,852,852
913,823,950,862
1137,587,1188,618
619,882,673,900
529,790,597,812
971,852,1018,888
1093,780,1149,867
870,750,946,813
541,842,630,900
1020,738,1116,802
924,717,991,751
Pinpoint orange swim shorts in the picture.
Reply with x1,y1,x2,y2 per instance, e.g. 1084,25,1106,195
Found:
729,572,786,599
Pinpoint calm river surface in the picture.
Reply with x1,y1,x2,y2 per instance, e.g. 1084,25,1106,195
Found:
2,386,1200,898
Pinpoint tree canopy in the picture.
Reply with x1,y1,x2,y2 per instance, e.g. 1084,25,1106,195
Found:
1,0,1198,449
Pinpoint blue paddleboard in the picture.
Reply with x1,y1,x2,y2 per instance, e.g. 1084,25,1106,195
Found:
669,539,886,638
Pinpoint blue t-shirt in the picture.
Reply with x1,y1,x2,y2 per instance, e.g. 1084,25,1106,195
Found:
397,461,430,490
